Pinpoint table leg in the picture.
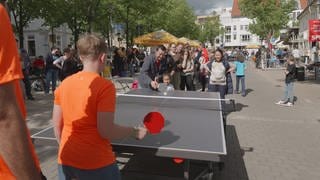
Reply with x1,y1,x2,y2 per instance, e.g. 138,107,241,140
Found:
184,160,190,180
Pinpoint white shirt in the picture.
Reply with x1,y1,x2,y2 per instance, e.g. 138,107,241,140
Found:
209,62,226,85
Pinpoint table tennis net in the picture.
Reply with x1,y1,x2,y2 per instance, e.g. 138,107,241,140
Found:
117,94,222,111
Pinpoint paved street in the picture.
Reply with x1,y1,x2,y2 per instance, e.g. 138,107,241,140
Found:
26,61,320,180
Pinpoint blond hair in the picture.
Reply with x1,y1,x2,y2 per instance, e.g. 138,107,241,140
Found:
76,34,107,60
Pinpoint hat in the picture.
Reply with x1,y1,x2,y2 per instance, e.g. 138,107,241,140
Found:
133,45,138,49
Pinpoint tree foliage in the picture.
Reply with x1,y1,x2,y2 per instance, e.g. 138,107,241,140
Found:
19,0,201,47
239,0,296,39
7,0,41,48
198,13,223,45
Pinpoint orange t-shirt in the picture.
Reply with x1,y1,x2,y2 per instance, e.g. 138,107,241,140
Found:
0,4,40,179
54,71,116,169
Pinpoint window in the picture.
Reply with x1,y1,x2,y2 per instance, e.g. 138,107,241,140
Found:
245,25,249,31
233,34,237,40
225,35,231,42
27,35,36,56
225,26,231,34
241,34,251,42
240,25,243,30
216,38,220,44
233,25,236,31
56,35,61,47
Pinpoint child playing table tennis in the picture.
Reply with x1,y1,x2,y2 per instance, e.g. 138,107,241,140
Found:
52,34,147,180
162,73,174,91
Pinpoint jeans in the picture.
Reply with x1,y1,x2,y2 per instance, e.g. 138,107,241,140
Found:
282,81,294,103
58,163,121,180
208,84,226,99
22,69,33,98
199,74,208,92
208,84,227,112
180,75,194,91
236,76,246,96
45,69,58,94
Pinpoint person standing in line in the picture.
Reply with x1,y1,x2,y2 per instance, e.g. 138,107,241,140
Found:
45,47,60,94
180,50,194,91
234,53,247,97
198,44,209,91
20,48,35,100
276,56,296,106
207,49,234,99
171,44,183,90
0,1,43,179
52,34,147,180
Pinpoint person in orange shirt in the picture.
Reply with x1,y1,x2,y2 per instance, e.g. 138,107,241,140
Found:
52,34,147,180
0,1,42,179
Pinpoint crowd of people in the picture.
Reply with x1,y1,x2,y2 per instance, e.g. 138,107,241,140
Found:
0,1,302,179
135,43,248,99
19,46,83,100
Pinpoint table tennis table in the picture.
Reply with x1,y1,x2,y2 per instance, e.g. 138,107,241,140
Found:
32,89,227,180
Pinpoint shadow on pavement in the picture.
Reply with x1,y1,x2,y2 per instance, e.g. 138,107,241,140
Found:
245,88,254,95
212,125,250,180
224,102,249,116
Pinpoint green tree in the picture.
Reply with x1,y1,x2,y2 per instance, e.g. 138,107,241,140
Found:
37,0,65,47
198,13,223,46
7,0,40,48
239,0,296,41
130,0,200,42
113,0,167,47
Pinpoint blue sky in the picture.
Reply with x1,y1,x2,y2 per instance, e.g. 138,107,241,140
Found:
187,0,233,15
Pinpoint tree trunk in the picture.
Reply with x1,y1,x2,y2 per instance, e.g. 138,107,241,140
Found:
18,1,24,49
74,29,79,49
125,5,129,49
18,27,24,49
51,26,55,48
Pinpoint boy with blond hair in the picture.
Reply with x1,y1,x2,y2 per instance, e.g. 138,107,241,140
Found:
52,34,147,180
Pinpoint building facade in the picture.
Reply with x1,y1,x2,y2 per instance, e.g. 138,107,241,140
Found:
19,18,73,58
297,0,320,57
215,8,260,49
196,0,261,49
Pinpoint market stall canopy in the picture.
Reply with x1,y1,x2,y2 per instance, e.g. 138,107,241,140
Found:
245,44,260,49
133,30,179,46
178,37,201,47
178,37,191,44
190,40,201,47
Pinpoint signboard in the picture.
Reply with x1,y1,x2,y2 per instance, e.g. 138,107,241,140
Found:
309,19,320,42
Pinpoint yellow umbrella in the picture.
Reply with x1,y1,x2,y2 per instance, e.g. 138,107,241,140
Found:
178,37,201,47
178,37,191,45
134,30,179,46
189,40,201,47
245,44,260,49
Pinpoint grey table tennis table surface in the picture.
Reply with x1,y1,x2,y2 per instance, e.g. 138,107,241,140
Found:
31,89,226,162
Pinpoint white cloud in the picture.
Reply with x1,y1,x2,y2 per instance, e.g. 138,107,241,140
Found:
187,0,233,15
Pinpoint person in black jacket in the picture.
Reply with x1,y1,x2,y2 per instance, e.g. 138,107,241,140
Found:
276,56,296,106
60,49,80,81
44,47,60,94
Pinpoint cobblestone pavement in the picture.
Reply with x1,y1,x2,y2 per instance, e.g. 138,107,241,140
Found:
26,62,320,180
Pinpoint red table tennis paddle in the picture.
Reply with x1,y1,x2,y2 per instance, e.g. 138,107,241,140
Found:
143,112,165,134
173,158,184,164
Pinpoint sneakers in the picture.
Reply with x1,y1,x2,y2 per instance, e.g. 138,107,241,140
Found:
276,100,285,105
285,102,293,106
276,101,293,107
